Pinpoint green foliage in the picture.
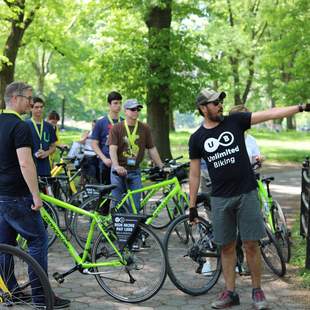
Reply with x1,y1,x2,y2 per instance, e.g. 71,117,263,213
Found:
0,0,309,124
290,219,310,288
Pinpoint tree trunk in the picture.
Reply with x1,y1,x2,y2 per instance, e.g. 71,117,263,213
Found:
286,115,295,130
169,109,175,132
0,0,37,108
145,1,172,159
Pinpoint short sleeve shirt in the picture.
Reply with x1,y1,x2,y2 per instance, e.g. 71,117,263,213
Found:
245,134,260,164
108,121,154,170
0,113,33,196
26,119,57,176
189,113,257,197
91,116,123,158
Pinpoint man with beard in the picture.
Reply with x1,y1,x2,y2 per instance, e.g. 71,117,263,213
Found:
188,88,309,310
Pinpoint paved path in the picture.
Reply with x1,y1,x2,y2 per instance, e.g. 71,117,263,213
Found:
48,164,310,309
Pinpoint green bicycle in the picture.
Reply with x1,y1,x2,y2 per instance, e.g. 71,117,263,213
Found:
39,187,167,303
71,162,190,248
254,162,291,263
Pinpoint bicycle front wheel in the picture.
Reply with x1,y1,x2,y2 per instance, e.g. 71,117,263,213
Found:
164,215,221,296
260,226,286,277
271,200,291,263
91,223,167,303
145,194,187,230
0,243,53,309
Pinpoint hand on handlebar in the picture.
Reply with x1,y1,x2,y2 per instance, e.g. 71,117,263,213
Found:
114,166,127,176
189,207,199,224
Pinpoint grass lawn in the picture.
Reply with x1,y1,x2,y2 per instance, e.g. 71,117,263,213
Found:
59,128,310,163
290,221,310,288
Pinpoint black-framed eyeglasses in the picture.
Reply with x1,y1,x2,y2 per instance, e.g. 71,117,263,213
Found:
128,107,141,112
16,95,33,103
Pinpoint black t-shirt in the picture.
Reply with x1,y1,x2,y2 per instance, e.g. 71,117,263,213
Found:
0,113,32,196
189,112,257,197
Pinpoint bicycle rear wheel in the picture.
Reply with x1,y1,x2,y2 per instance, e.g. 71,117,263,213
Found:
164,215,221,296
271,200,291,263
0,243,53,309
91,223,167,303
260,226,286,277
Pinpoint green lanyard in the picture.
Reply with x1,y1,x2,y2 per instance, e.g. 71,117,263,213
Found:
31,118,44,149
1,109,23,120
107,114,120,126
124,120,139,156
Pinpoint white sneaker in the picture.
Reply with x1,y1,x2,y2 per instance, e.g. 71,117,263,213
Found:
202,260,213,276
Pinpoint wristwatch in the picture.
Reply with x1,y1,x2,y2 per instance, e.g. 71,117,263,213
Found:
298,104,304,112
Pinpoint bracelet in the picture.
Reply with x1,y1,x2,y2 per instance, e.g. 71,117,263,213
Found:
298,104,304,112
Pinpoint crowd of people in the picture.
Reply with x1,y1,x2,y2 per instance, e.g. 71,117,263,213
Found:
0,81,309,309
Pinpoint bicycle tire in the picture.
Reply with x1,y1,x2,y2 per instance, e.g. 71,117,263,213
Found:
72,195,128,248
144,193,187,230
43,201,59,248
164,214,221,296
271,200,291,263
65,188,96,233
0,243,53,309
91,222,167,303
72,195,101,248
260,226,286,277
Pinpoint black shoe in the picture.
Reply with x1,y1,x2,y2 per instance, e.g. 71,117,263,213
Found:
12,291,32,303
54,296,71,309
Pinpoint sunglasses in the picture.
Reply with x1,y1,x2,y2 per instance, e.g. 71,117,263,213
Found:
128,107,141,112
201,99,223,107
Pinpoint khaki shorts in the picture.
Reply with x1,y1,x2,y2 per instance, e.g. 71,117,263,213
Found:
211,189,266,246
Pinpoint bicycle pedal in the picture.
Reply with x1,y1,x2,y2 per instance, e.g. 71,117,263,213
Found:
53,272,65,284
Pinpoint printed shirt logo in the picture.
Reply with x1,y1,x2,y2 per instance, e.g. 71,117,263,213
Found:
204,131,234,153
204,131,240,169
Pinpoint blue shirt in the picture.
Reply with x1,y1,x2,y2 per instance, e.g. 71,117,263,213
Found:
26,119,57,176
91,116,123,158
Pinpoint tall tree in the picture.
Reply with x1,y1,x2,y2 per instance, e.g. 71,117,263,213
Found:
145,0,172,159
0,0,39,107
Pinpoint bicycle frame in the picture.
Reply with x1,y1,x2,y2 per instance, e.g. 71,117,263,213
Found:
256,178,274,233
51,160,79,194
39,193,125,269
0,276,10,297
113,177,189,225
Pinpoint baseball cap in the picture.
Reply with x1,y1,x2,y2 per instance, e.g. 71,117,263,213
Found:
196,89,226,106
123,99,143,110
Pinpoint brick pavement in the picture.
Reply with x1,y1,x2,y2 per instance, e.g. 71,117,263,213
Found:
47,164,310,310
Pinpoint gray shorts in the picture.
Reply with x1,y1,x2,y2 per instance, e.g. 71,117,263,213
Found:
211,189,266,246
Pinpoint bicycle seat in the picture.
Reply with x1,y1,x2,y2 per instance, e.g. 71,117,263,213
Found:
85,184,117,195
262,176,274,183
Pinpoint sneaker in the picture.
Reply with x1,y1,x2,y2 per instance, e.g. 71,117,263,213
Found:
54,296,71,309
202,260,213,276
12,291,32,303
211,290,240,309
252,288,268,310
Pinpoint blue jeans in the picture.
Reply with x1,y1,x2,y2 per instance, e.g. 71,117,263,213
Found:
0,195,48,301
110,169,142,212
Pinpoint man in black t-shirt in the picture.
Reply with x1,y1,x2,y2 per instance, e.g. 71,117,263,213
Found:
0,82,70,308
189,88,310,310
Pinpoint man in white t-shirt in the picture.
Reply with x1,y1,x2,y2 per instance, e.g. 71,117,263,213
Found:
230,105,262,165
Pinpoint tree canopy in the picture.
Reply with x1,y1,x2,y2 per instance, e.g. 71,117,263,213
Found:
0,0,309,155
